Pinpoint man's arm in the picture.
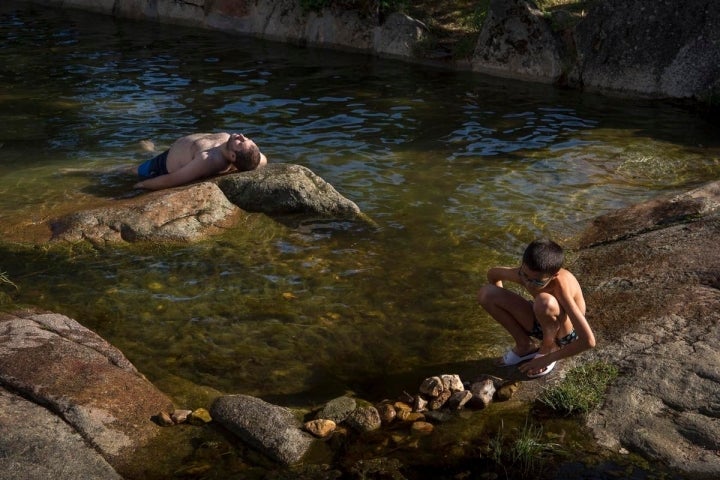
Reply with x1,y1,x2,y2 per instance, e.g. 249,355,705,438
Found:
134,157,216,190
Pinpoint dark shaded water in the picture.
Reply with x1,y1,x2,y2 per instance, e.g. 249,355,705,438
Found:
0,2,715,478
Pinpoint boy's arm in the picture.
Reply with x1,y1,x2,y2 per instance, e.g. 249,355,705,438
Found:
519,279,596,373
556,290,596,357
486,266,520,288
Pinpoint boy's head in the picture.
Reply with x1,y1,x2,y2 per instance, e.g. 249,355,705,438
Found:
522,239,564,274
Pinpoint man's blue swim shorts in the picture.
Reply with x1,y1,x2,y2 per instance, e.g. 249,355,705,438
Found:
137,150,170,179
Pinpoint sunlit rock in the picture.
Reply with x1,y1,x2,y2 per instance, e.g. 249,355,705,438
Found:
215,163,364,219
155,411,174,426
51,182,240,244
440,374,465,393
188,408,212,425
469,379,496,408
171,409,192,424
0,310,174,474
418,376,444,397
304,419,336,438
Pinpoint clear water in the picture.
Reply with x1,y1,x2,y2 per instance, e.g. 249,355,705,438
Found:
0,2,718,475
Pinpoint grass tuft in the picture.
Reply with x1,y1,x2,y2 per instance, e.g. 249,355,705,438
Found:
538,361,619,416
0,271,18,290
489,418,560,479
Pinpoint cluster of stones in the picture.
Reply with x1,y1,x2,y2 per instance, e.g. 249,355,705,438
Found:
155,407,212,426
303,373,519,439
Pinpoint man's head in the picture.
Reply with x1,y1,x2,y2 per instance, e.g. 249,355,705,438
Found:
228,133,266,171
522,238,564,275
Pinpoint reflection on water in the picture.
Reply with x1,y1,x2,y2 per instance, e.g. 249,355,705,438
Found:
2,1,720,396
1,0,719,435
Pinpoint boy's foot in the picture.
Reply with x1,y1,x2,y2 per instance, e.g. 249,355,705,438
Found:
496,348,539,366
526,353,556,378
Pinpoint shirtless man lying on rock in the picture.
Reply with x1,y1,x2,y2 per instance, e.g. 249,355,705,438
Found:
134,132,267,190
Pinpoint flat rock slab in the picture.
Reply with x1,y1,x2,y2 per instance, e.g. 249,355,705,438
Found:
0,310,174,473
51,182,241,244
574,180,720,476
0,387,122,480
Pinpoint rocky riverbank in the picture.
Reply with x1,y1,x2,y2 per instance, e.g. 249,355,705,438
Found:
21,0,720,104
2,178,718,478
2,0,719,477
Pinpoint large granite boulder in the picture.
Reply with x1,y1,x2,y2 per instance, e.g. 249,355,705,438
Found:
214,163,362,218
50,164,367,245
472,0,564,83
211,394,314,465
573,180,720,476
571,0,720,99
51,182,241,244
0,310,174,474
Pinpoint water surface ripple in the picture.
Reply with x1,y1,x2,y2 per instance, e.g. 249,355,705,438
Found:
1,3,719,405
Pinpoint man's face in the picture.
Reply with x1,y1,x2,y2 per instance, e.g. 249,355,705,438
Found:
228,133,257,159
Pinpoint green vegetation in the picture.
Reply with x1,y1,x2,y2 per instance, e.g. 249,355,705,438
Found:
489,419,561,479
538,361,619,416
299,0,409,16
0,271,18,290
298,0,591,60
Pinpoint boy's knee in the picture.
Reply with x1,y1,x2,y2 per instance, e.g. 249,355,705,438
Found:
477,284,496,306
533,293,560,319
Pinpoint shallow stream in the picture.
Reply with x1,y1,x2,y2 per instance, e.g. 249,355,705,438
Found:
1,2,717,478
